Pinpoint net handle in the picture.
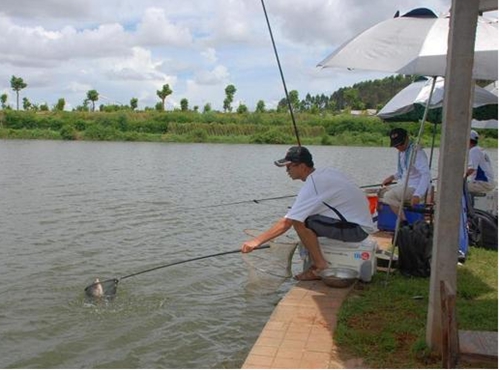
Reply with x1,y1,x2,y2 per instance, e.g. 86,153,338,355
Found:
118,245,270,281
84,245,271,294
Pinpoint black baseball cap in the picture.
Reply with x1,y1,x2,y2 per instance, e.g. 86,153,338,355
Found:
274,146,314,167
389,128,408,147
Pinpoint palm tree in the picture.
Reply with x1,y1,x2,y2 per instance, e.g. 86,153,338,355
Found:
156,84,172,111
10,76,27,111
86,90,99,112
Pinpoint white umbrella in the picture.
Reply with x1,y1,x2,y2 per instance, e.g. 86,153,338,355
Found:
317,8,498,80
471,119,498,129
484,81,498,96
378,76,498,122
378,76,498,164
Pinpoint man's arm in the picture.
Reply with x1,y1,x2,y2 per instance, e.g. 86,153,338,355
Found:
241,217,293,253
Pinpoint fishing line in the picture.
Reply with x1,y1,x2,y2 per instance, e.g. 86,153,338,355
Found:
260,0,301,146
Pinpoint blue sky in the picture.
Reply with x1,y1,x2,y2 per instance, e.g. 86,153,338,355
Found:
0,0,492,111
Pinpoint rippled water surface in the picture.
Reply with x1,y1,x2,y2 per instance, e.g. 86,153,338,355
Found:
0,140,496,368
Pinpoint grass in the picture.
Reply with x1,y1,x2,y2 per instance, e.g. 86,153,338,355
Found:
335,246,498,368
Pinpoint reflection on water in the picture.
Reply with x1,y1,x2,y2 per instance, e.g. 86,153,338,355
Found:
0,140,496,368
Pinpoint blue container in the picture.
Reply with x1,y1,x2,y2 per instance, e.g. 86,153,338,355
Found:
377,203,425,231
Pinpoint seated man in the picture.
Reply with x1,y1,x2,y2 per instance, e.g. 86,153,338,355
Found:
466,130,496,194
240,146,376,280
380,128,431,225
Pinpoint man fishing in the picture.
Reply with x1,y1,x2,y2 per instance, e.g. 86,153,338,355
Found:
240,146,376,281
380,128,431,225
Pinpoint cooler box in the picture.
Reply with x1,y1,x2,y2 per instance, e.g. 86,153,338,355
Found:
301,237,378,282
377,203,425,231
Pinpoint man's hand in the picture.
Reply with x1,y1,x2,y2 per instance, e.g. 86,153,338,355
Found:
241,239,261,253
382,175,395,186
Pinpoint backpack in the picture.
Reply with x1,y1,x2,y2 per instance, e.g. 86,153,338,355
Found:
395,220,433,277
463,181,498,251
468,209,498,250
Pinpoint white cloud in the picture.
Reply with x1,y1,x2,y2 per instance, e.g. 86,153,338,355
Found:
0,0,479,111
135,7,193,46
194,65,230,85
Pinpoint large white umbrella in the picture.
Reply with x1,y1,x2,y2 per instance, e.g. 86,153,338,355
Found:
378,76,498,123
317,8,498,80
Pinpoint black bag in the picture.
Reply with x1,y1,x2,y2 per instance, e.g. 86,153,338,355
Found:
395,220,432,277
468,209,498,250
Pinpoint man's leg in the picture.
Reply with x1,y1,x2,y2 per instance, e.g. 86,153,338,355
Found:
383,185,415,221
292,220,328,271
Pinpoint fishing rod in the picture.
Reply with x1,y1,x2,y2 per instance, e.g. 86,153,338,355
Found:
195,181,394,209
260,0,301,146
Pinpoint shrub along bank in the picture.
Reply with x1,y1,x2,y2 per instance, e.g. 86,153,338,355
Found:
0,110,497,148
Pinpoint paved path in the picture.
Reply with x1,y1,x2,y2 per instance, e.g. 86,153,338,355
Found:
242,232,394,369
241,280,365,369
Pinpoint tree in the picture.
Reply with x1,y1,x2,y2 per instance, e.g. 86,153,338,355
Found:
22,97,32,111
86,90,99,112
130,98,138,111
255,100,266,113
180,98,189,111
203,103,212,113
237,103,248,114
223,84,236,112
156,84,172,111
54,98,65,111
10,75,27,111
1,93,8,109
288,90,300,111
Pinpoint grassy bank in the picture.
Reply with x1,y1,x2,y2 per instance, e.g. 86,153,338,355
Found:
336,246,498,368
0,110,497,147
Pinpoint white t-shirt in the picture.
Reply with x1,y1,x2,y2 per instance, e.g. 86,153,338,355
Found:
285,167,377,234
468,145,495,184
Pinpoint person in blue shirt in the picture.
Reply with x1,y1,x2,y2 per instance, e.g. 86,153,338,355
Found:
380,128,431,225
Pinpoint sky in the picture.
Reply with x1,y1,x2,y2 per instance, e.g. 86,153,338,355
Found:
0,0,492,111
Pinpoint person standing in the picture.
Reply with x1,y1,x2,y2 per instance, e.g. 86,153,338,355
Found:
240,146,376,280
380,128,431,224
466,130,496,193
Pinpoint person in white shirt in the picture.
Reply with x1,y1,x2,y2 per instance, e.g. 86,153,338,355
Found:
380,128,431,225
466,130,496,193
240,146,376,281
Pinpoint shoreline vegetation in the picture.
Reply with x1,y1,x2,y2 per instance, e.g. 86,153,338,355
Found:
0,110,497,148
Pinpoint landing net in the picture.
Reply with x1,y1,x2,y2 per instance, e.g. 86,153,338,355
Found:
242,229,299,282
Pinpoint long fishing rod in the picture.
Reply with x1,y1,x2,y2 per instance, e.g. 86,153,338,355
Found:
195,181,394,209
260,0,301,146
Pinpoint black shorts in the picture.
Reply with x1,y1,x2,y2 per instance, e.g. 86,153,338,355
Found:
305,214,368,242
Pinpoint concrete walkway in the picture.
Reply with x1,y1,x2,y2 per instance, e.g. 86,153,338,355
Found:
241,280,365,369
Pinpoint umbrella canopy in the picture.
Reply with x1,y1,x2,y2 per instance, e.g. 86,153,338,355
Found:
377,76,498,123
317,8,498,80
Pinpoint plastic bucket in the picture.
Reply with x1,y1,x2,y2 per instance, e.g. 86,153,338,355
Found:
367,195,378,215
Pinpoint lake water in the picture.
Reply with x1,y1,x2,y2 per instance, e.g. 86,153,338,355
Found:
0,140,496,368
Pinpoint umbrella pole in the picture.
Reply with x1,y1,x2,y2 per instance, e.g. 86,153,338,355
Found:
429,121,438,170
385,76,437,284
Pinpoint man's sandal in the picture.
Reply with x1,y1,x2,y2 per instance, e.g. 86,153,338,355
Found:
294,268,322,281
